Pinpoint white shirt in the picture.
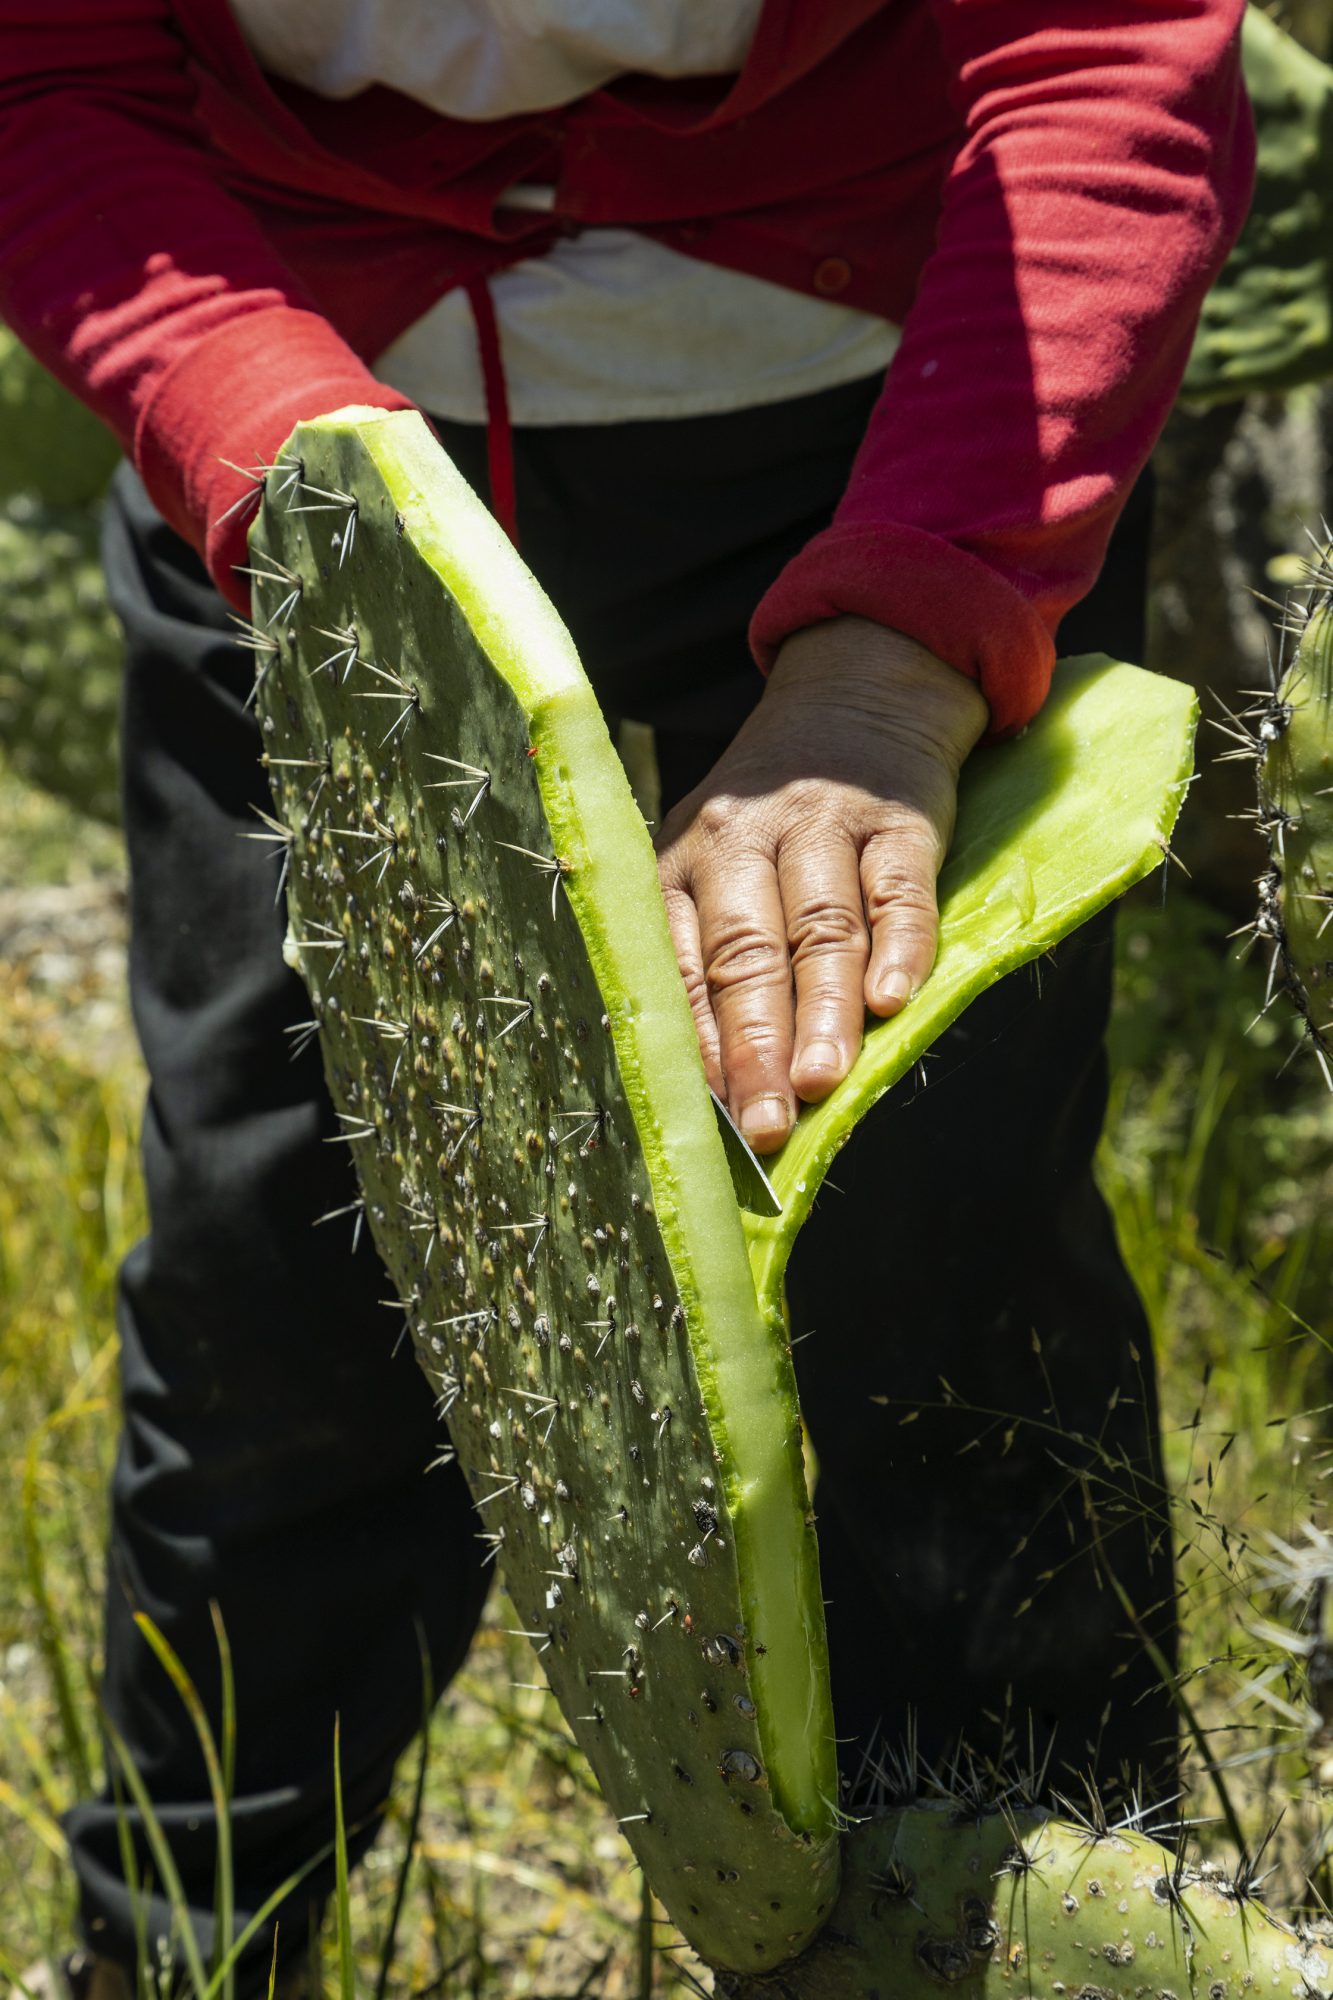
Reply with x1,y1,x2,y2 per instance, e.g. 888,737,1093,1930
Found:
233,0,900,423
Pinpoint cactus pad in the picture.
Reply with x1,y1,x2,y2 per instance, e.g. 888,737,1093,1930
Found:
1247,552,1333,1080
742,654,1198,1318
717,1804,1333,1999
0,332,123,820
0,495,122,822
0,327,119,508
250,409,838,1973
250,407,1196,1977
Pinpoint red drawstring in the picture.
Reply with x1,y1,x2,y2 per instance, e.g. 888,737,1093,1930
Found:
465,277,519,547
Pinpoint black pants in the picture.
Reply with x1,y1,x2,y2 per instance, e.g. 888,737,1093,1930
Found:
67,378,1173,1986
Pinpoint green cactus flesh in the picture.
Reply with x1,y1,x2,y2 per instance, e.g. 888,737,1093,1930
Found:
0,328,119,508
1184,6,1333,405
1259,564,1333,1072
716,1805,1333,2000
744,654,1196,1319
250,408,839,1973
250,407,1197,1976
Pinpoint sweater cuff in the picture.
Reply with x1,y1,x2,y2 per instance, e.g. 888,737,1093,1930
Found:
749,521,1057,738
134,307,415,611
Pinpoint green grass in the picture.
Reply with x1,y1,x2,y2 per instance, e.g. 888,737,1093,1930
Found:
2,750,1332,1992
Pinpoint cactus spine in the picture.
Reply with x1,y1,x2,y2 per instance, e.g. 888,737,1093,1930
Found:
251,407,1197,1985
1222,548,1333,1080
1264,562,1333,1069
718,1805,1333,1999
251,408,838,1974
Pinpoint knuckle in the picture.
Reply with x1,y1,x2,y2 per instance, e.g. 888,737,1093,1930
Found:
704,922,789,997
722,1014,789,1074
868,806,944,856
693,794,737,844
863,867,938,924
786,899,867,962
776,774,831,818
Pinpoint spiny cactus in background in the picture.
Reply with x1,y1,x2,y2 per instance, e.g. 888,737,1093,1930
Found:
0,329,123,820
249,406,1197,1983
0,327,119,509
1184,7,1333,405
0,495,122,823
1221,545,1333,1081
716,1799,1333,2000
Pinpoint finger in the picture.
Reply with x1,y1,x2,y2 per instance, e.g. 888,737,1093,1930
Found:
861,821,943,1017
777,828,870,1102
659,878,725,1098
692,840,796,1154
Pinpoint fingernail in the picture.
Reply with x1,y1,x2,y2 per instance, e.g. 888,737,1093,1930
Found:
739,1095,791,1146
876,969,913,1009
797,1039,843,1078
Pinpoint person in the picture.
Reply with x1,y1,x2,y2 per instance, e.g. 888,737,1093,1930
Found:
0,4,1253,1995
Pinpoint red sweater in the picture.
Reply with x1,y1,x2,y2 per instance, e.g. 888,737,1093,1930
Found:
0,0,1252,732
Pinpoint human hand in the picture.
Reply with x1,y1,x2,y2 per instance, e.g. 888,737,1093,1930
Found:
654,617,989,1154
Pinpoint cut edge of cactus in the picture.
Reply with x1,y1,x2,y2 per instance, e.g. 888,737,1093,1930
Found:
298,406,839,1847
746,657,1199,1313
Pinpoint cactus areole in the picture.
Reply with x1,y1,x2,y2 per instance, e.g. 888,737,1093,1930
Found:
251,408,1197,1977
1258,567,1333,1076
251,408,839,1971
717,1805,1333,1999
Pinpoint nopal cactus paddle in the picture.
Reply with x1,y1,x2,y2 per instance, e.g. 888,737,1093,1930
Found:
248,407,1196,1977
717,1803,1333,2000
249,409,838,1974
0,495,122,822
1269,572,1333,1065
741,653,1196,1321
1223,546,1333,1081
0,326,119,509
0,330,123,820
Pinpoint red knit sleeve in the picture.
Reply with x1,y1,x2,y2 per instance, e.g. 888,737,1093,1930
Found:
0,0,413,608
750,0,1255,735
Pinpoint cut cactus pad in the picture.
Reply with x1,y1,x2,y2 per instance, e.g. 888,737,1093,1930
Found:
744,655,1198,1320
251,410,838,1973
250,408,1196,1977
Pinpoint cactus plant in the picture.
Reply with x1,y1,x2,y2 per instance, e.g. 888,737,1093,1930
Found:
716,1801,1333,1999
1268,567,1333,1060
248,406,1196,1978
250,408,840,1974
0,494,122,822
1219,544,1333,1079
1184,7,1333,405
0,329,122,819
0,327,119,509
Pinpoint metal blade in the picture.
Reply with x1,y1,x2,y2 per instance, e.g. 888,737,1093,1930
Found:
710,1089,783,1217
